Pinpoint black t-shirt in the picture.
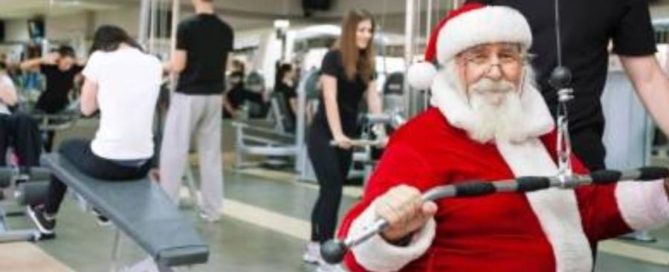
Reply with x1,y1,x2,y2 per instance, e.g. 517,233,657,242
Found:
35,64,83,113
314,50,370,136
275,81,297,122
176,14,234,95
489,0,656,170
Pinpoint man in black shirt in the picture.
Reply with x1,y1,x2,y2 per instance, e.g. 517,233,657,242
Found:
160,0,233,223
475,0,669,172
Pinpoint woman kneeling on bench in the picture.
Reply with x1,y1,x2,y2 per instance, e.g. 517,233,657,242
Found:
28,25,163,237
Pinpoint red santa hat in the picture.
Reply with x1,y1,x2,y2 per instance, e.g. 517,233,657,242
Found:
407,3,533,90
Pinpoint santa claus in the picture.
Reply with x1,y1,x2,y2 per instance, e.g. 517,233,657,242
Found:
337,3,669,272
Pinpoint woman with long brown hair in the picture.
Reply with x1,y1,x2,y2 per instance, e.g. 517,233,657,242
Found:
304,9,384,270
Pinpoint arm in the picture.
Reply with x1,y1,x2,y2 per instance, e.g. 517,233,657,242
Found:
224,53,233,78
322,74,351,147
365,80,382,114
20,51,59,71
80,78,99,116
543,129,669,241
19,58,43,71
222,90,238,118
339,142,437,272
0,78,18,106
289,97,298,116
169,50,187,74
365,80,388,144
74,73,84,90
620,56,669,136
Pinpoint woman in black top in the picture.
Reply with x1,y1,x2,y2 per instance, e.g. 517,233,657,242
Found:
303,9,385,266
274,63,298,129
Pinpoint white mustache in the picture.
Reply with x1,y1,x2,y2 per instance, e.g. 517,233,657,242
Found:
469,78,516,94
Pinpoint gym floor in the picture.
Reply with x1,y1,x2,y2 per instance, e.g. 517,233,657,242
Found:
3,120,669,271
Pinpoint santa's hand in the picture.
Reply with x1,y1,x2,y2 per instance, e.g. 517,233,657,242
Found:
333,134,353,150
376,185,438,244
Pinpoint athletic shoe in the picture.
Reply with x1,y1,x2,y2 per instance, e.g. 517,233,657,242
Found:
27,205,55,235
303,242,321,264
198,211,221,223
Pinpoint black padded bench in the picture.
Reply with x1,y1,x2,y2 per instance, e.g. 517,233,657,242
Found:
41,154,209,268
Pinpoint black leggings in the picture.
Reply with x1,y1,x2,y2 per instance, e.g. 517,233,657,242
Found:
308,124,354,243
44,139,151,215
0,113,42,167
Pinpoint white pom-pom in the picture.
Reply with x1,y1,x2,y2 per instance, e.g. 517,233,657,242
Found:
407,62,437,90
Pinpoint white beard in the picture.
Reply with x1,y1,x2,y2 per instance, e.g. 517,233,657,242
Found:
467,79,525,143
429,61,555,144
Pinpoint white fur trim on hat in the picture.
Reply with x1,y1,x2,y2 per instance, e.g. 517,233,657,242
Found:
437,6,532,64
407,62,438,90
349,200,436,272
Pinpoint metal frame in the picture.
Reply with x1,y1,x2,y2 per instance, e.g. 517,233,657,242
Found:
31,113,80,131
404,0,464,118
0,168,42,243
233,121,297,168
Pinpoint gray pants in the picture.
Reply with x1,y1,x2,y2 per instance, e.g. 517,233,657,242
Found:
160,93,223,218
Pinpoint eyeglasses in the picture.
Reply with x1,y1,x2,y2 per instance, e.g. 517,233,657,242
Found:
460,46,528,76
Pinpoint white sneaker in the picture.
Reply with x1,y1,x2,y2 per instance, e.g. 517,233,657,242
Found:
198,211,221,223
302,242,321,264
316,260,347,272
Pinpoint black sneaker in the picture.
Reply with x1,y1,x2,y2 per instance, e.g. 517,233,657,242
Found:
27,205,55,235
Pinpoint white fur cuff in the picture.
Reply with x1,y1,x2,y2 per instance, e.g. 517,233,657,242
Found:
350,201,436,272
615,180,669,231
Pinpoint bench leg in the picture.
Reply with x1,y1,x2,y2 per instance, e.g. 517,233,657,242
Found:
110,228,123,272
157,263,177,272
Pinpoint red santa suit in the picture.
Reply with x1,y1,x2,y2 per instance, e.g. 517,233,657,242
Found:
336,4,669,272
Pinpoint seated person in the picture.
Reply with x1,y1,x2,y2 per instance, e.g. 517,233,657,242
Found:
337,4,669,272
0,61,41,169
20,45,84,151
223,70,264,119
0,61,18,117
27,25,162,237
274,63,298,129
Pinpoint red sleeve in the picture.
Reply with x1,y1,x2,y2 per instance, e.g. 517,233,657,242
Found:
337,141,437,271
575,184,632,243
567,151,631,242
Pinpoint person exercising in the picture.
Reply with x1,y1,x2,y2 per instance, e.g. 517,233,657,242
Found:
303,10,385,271
20,45,84,152
27,25,162,237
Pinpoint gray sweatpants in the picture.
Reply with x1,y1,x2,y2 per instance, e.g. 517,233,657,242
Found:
160,92,223,218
